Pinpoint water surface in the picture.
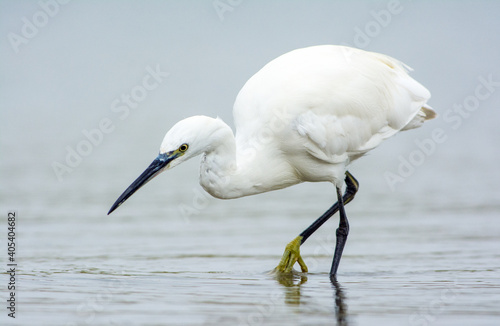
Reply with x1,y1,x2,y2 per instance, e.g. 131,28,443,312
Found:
2,160,499,325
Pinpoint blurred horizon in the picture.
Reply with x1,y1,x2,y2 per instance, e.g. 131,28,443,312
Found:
1,1,500,213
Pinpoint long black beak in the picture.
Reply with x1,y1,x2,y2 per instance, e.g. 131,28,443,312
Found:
107,153,176,215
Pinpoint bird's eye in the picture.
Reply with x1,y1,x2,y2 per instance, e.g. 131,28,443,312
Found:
179,143,189,152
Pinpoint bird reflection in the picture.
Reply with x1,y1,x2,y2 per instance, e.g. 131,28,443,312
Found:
274,272,307,305
331,276,349,326
272,272,349,325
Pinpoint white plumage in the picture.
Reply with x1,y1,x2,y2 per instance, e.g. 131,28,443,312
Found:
108,45,435,276
178,45,434,199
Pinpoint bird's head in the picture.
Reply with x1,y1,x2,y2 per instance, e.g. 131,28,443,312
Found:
107,115,227,215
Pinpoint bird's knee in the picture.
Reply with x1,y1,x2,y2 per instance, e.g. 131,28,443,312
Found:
336,225,349,237
344,171,359,202
345,172,359,192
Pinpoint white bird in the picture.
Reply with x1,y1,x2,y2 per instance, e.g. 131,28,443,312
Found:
108,45,435,278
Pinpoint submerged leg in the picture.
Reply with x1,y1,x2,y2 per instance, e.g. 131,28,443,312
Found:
330,186,349,277
274,171,359,273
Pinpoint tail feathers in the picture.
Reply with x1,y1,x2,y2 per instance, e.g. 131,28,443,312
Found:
421,104,437,120
401,104,437,131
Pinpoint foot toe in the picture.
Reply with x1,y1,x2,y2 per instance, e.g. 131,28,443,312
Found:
274,236,307,273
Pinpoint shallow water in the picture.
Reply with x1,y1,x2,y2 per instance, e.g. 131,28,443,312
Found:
1,155,500,326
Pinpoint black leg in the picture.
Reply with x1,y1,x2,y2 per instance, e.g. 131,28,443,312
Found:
330,186,349,277
274,171,358,274
299,171,359,244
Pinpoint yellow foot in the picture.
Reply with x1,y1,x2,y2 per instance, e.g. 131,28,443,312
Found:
273,236,308,273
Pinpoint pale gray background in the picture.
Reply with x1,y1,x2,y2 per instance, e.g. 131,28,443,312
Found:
1,1,500,325
2,1,500,208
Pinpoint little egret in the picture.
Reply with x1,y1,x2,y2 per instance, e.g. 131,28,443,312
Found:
108,45,435,278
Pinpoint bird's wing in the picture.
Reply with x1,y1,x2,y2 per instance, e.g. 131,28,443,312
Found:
233,45,431,164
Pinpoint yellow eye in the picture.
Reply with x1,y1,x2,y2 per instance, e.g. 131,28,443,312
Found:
179,143,189,152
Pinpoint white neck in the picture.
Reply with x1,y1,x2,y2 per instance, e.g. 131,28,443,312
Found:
198,118,299,199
